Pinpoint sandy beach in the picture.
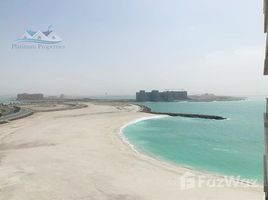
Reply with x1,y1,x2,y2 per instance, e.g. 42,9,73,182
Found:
0,103,263,200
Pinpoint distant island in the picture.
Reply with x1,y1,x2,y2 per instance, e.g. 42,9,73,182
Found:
188,93,246,102
136,90,246,102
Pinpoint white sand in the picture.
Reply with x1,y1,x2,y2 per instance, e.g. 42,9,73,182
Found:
0,103,263,200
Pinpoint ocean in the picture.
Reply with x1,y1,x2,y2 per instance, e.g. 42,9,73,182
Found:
123,97,265,183
0,96,16,104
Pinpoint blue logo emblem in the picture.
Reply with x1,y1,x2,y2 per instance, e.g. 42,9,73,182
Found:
15,25,62,44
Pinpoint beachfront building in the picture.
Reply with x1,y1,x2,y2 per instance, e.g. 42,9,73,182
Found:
17,93,44,101
136,90,188,102
264,0,268,199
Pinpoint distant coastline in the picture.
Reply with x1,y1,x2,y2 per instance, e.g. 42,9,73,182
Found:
188,94,246,102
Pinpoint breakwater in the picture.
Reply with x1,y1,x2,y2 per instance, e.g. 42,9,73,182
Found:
138,104,226,120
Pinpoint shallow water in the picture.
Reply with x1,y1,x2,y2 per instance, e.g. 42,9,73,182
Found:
123,97,265,182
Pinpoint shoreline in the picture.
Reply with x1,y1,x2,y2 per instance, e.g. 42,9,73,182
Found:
119,115,168,154
118,112,263,187
0,102,262,199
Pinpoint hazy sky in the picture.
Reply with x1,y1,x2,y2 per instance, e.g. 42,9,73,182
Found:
0,0,267,96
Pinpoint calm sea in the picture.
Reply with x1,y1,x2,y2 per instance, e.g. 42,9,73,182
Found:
123,97,265,182
0,96,16,104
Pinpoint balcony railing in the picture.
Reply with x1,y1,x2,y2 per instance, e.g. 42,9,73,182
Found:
264,99,268,199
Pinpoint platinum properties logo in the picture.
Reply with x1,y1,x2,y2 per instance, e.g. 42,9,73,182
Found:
12,43,65,50
12,26,65,50
179,172,259,190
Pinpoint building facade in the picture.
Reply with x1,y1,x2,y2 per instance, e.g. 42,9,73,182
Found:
136,90,187,102
17,93,44,101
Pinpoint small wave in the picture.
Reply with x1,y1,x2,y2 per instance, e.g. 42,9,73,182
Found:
119,115,167,154
213,148,238,153
121,115,167,129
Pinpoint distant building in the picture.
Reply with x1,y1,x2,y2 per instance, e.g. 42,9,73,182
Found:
45,94,65,100
136,90,187,102
17,93,44,101
47,96,58,99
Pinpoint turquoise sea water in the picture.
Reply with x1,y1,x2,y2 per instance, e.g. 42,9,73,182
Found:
123,97,265,182
0,96,16,104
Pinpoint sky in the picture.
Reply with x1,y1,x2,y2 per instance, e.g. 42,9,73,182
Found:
0,0,267,96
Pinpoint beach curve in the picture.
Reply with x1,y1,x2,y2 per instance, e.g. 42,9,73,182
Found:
0,102,262,200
